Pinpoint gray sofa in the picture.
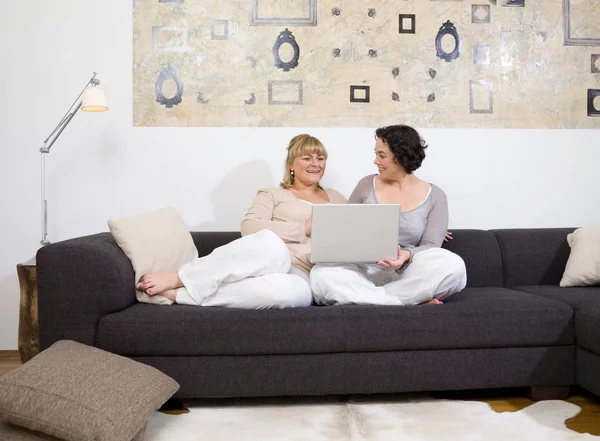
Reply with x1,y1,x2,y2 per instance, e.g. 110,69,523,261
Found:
36,228,600,400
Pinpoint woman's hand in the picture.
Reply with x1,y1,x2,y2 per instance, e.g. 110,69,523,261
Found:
444,231,453,242
377,246,411,270
304,217,312,237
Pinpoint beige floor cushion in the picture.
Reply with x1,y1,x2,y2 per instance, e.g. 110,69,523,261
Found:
0,341,178,441
0,422,146,441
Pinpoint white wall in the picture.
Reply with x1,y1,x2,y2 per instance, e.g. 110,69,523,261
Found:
1,0,598,350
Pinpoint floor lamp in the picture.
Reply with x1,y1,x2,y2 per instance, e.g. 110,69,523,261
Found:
39,72,108,245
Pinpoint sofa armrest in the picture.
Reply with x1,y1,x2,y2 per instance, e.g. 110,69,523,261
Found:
37,233,136,350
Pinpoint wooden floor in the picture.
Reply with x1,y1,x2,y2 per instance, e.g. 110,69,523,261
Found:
0,356,21,376
1,357,598,435
433,388,600,435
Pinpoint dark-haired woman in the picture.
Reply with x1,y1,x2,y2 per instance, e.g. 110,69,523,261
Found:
310,125,467,306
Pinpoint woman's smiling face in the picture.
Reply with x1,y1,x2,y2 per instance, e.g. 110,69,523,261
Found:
373,137,402,177
291,152,327,186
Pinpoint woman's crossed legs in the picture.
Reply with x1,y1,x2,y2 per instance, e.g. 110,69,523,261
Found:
137,229,312,308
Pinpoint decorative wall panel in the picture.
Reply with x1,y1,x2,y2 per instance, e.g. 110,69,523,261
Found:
133,0,600,127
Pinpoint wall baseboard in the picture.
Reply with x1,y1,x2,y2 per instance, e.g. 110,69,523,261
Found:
0,350,19,358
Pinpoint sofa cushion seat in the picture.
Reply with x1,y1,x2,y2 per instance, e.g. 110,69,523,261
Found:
576,307,600,356
338,288,573,353
96,303,348,357
95,287,573,356
512,285,600,310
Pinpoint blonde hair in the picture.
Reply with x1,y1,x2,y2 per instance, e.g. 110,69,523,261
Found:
280,134,328,189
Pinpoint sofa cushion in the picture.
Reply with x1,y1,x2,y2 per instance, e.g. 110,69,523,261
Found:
576,307,600,356
96,288,573,356
512,285,600,310
108,206,198,305
560,225,600,287
96,303,347,356
491,228,575,287
442,229,503,287
0,341,177,441
340,288,573,352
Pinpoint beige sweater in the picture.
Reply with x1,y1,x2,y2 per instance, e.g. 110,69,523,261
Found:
241,187,347,274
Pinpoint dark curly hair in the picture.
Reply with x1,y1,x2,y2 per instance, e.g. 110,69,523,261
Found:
375,125,428,173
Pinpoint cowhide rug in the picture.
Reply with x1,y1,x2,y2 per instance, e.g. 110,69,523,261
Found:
145,396,599,441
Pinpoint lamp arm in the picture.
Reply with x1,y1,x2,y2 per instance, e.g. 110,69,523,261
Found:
40,102,82,154
41,73,100,149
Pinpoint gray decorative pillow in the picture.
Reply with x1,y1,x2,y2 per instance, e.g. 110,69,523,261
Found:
0,340,178,441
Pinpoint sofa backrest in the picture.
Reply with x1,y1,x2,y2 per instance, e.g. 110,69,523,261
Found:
191,230,505,288
491,228,575,287
192,231,242,258
442,229,503,287
190,228,576,289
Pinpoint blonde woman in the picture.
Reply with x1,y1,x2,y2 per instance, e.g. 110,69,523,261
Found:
136,134,346,308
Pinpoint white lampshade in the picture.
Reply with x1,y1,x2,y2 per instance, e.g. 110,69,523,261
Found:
81,87,108,112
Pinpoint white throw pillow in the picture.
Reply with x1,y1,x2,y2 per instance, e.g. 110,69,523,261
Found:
108,207,198,304
560,225,600,287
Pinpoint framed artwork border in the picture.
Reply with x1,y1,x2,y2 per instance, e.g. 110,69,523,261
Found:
469,80,493,114
350,85,371,103
563,0,600,47
152,26,189,53
250,0,317,26
268,80,304,105
588,89,600,116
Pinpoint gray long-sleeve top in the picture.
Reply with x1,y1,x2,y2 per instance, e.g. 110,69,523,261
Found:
348,174,449,257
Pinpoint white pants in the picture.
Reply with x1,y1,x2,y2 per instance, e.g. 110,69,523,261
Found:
175,229,312,309
310,248,467,306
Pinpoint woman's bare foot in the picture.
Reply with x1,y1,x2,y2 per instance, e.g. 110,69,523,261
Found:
136,272,183,296
421,298,443,305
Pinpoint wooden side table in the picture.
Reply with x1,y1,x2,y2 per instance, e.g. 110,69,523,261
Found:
17,259,39,363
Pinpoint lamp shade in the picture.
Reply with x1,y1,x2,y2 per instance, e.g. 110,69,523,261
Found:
82,87,108,112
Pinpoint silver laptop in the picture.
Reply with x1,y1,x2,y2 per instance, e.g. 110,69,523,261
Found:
309,204,400,264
